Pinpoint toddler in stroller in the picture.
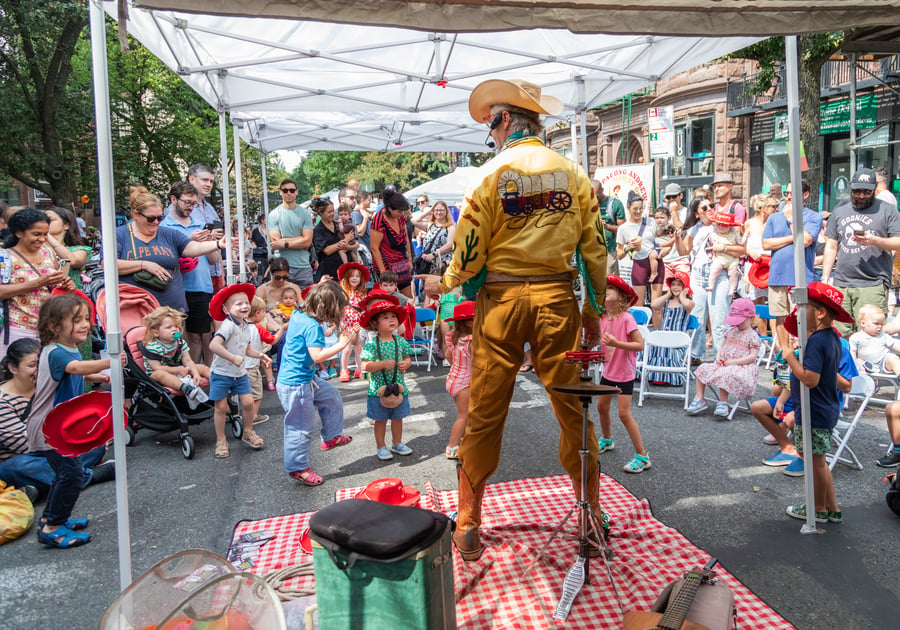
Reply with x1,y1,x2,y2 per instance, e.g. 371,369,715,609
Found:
141,306,210,409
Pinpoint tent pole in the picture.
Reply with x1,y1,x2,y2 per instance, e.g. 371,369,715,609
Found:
261,153,272,259
233,122,247,282
850,53,857,173
89,0,132,588
570,115,578,164
785,35,817,535
219,113,234,283
577,76,589,173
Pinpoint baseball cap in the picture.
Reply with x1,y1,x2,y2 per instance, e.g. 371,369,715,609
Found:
850,168,876,191
664,183,682,197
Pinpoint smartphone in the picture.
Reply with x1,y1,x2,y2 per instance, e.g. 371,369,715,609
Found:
853,229,866,236
58,258,71,275
205,220,225,231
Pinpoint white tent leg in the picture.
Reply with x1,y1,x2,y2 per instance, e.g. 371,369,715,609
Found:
260,153,271,259
89,0,132,587
785,35,817,535
233,122,247,282
219,112,234,283
577,75,589,173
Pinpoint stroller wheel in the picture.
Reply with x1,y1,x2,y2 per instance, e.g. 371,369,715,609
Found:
180,435,195,460
125,425,136,447
231,415,243,439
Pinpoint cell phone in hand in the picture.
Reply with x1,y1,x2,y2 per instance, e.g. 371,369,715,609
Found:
58,258,71,275
853,229,866,236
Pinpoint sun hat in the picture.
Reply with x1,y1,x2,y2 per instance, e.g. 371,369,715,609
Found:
665,270,693,296
468,78,563,123
710,211,740,227
208,283,256,321
445,301,475,322
355,478,421,507
607,275,638,307
360,299,407,329
723,297,756,326
806,281,854,323
42,391,124,457
850,168,876,191
712,172,734,185
747,255,771,289
337,262,370,284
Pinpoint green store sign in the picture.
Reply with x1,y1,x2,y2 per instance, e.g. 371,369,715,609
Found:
773,94,877,141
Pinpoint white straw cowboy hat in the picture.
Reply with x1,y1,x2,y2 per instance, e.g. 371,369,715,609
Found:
469,79,564,123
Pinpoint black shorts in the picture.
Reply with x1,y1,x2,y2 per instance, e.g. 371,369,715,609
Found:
184,291,213,334
599,375,634,396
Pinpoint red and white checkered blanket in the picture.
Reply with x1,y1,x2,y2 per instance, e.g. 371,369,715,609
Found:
231,474,794,629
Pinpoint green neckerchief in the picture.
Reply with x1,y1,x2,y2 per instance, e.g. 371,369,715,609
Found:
502,131,538,151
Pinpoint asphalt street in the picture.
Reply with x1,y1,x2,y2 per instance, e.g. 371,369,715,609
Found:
0,363,898,629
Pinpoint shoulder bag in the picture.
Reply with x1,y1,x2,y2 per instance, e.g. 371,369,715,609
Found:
129,224,171,292
375,336,404,409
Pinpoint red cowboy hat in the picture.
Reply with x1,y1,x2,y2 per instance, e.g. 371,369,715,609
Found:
607,275,638,307
208,283,256,321
402,303,416,341
179,257,199,273
747,255,771,289
337,262,370,284
355,478,420,507
446,301,476,322
710,211,740,227
783,307,842,338
300,285,314,301
360,299,407,329
299,528,313,554
664,271,692,296
42,391,126,457
365,288,400,307
807,282,854,323
51,287,96,324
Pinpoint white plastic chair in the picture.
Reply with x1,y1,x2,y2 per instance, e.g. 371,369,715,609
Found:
409,307,438,371
755,304,778,367
638,330,693,409
828,374,875,471
629,306,652,327
702,343,768,420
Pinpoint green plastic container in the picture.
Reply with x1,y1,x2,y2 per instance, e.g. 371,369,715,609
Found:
312,521,456,629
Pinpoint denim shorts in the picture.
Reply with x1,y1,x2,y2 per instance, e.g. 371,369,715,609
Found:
208,372,252,401
367,394,410,421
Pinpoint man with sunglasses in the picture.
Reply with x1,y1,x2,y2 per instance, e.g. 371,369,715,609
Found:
822,168,900,335
268,179,315,288
162,180,216,363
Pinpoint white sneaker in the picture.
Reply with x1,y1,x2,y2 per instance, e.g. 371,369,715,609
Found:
714,402,730,417
686,397,708,415
763,433,779,445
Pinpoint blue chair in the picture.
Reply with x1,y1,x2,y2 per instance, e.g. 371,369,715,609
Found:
755,304,777,367
629,306,651,326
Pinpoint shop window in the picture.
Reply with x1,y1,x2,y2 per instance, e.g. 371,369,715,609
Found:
664,116,715,178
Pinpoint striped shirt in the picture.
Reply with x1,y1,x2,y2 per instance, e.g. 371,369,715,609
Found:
0,391,30,462
445,333,472,396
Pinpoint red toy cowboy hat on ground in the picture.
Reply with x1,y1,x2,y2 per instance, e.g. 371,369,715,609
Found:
208,283,256,321
355,478,421,507
607,275,639,307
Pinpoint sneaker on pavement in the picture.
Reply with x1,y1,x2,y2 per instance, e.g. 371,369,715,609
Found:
827,510,843,523
762,451,797,467
623,453,651,473
253,415,270,425
782,457,805,477
376,446,393,461
598,437,615,454
390,442,413,456
89,461,116,485
713,402,730,417
876,449,900,468
22,485,39,504
763,433,779,446
786,503,827,523
319,370,331,380
686,397,708,415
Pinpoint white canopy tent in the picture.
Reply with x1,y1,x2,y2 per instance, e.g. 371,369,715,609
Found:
90,0,900,590
404,167,483,207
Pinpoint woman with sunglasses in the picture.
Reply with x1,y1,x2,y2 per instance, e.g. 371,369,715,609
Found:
255,257,302,311
0,208,75,357
115,186,225,311
675,197,719,363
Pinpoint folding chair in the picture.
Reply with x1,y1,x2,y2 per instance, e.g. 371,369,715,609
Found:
409,306,438,371
629,306,652,326
828,374,875,471
687,315,700,347
860,369,900,406
702,343,768,420
638,330,693,409
755,304,777,367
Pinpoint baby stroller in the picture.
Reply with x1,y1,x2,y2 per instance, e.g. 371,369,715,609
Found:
96,285,231,459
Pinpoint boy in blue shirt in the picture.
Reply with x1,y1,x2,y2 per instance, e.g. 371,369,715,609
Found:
777,282,855,524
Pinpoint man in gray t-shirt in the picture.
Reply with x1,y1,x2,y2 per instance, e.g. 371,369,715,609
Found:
822,168,900,335
268,178,315,287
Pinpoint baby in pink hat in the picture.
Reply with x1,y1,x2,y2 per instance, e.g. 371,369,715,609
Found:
687,298,762,417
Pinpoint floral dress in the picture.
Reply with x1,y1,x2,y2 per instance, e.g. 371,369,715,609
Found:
646,303,692,385
341,290,366,332
5,247,57,331
693,326,761,400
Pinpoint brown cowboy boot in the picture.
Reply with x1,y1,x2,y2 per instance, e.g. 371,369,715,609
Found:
453,465,486,561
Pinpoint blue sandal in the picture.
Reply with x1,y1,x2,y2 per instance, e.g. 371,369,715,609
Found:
37,524,91,549
41,517,89,531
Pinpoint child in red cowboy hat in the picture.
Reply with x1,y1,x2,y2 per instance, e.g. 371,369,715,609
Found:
688,297,762,418
360,297,413,461
444,301,475,459
597,276,651,473
276,282,356,487
706,211,744,300
776,282,853,523
646,271,696,386
337,262,370,381
28,294,118,548
208,283,271,459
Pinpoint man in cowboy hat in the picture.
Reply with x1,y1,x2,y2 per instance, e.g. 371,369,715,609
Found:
420,78,608,561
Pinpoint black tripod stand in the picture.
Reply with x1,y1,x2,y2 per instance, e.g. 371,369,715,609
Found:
523,349,623,620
